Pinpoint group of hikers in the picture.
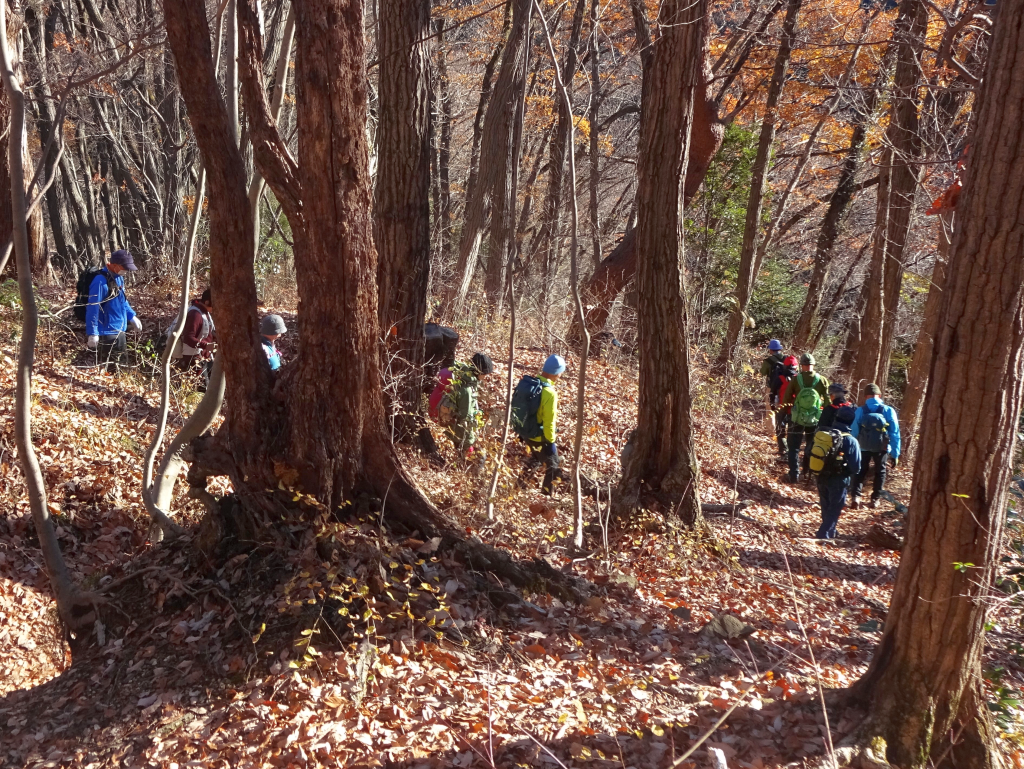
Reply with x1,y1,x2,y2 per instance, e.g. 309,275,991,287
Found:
74,251,905,516
75,249,288,379
763,339,902,539
429,351,568,495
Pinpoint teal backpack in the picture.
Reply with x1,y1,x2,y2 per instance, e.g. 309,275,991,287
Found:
792,373,823,427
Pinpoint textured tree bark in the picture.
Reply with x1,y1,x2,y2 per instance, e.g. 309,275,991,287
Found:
617,0,705,524
567,38,722,346
434,20,453,267
0,0,77,627
449,0,513,315
0,7,45,278
586,0,601,270
850,0,927,396
718,0,802,368
900,210,952,460
164,0,273,486
845,10,1024,764
534,0,586,311
374,0,431,440
480,0,532,310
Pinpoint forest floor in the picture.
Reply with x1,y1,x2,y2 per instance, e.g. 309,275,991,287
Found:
0,278,1022,768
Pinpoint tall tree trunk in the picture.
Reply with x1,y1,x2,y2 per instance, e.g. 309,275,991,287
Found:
375,0,431,440
164,0,272,485
0,0,78,628
0,7,45,277
718,0,802,368
587,0,601,269
618,0,706,524
567,25,723,346
434,21,453,268
449,1,512,315
845,11,1024,764
534,0,586,313
849,0,927,396
900,210,952,458
480,0,532,311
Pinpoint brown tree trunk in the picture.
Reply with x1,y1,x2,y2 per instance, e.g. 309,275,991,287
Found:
534,0,586,312
434,21,453,267
790,46,890,352
849,0,927,396
568,46,722,346
587,0,601,269
718,0,802,368
846,11,1024,764
374,0,431,440
899,210,952,459
617,0,706,524
0,6,45,278
164,0,272,482
480,0,532,311
446,2,510,313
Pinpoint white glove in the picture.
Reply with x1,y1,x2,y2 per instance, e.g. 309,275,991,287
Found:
130,317,142,332
87,335,99,349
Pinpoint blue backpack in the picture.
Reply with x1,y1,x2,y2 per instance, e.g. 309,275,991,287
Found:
511,376,544,441
859,404,889,453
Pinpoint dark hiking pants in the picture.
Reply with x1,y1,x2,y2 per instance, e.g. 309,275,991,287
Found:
853,451,888,501
787,423,816,477
816,475,849,539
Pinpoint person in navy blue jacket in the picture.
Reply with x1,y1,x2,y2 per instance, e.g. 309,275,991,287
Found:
849,383,901,509
815,406,862,540
85,250,141,372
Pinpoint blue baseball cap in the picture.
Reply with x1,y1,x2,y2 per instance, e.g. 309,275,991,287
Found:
768,339,782,351
542,354,566,376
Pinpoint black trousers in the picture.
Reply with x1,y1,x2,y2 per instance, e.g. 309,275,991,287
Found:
529,442,561,494
96,332,127,372
787,423,816,477
853,451,888,500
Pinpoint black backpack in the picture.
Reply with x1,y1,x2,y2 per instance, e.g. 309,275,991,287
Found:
769,361,797,397
511,376,545,441
74,268,118,323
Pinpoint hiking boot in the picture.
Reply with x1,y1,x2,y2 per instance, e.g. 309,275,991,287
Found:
870,498,881,510
848,496,859,510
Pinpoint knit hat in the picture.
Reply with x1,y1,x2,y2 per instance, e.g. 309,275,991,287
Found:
835,405,856,426
865,383,882,395
260,314,287,335
542,354,566,376
471,352,494,376
768,339,783,351
110,249,137,271
800,353,816,366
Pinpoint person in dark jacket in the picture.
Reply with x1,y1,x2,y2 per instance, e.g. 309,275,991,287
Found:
816,382,851,431
815,406,862,540
85,249,141,372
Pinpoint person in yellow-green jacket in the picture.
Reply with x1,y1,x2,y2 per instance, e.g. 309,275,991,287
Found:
511,354,566,495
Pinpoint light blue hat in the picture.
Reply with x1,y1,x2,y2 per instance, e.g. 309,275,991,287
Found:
542,354,566,376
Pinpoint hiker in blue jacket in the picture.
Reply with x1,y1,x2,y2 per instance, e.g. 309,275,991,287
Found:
849,383,901,509
85,250,142,372
815,406,861,540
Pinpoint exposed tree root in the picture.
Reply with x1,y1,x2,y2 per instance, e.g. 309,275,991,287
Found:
181,434,591,604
